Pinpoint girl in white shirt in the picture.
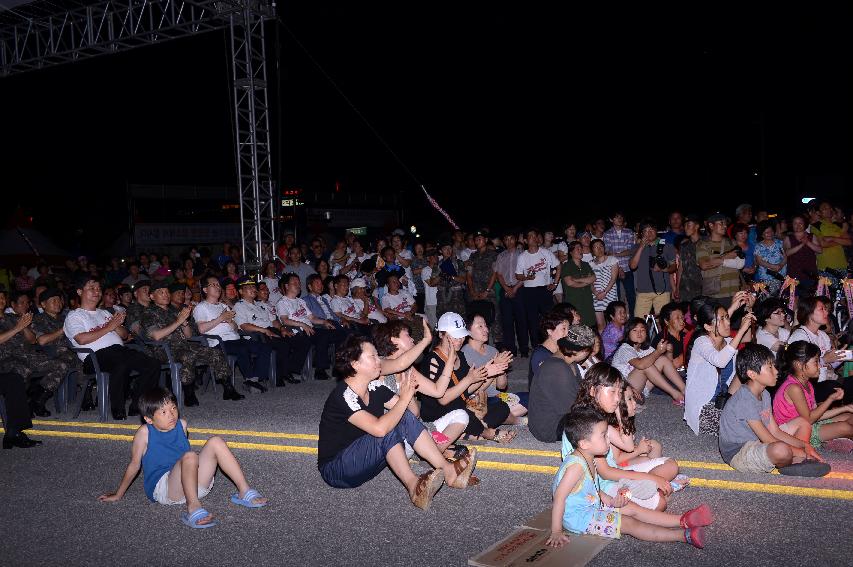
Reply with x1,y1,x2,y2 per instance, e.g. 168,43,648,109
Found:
611,318,686,405
683,302,755,435
788,296,849,403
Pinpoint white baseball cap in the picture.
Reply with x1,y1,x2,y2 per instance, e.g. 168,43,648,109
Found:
350,278,367,289
437,312,469,339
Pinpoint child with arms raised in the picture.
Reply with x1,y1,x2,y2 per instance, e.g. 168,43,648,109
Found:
547,406,713,549
98,387,267,528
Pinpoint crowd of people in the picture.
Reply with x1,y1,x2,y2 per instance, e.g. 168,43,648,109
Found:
1,198,852,543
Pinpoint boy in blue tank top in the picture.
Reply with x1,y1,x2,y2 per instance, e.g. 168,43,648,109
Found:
98,387,267,528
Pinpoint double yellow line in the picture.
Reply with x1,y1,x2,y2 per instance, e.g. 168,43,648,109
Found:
11,420,853,501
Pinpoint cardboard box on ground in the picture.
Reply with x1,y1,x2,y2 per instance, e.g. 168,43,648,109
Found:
468,509,610,567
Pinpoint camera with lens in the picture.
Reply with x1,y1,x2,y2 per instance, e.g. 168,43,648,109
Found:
648,239,668,270
720,247,745,260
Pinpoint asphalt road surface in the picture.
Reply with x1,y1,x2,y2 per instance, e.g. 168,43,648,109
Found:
1,361,851,567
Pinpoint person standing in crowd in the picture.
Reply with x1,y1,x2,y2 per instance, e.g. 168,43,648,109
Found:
560,241,596,327
434,242,468,321
589,239,619,332
811,200,852,272
419,251,440,329
629,219,677,318
494,231,525,357
697,212,744,308
676,214,703,303
603,212,637,314
784,215,821,293
731,223,755,277
283,246,317,293
662,211,685,246
517,228,562,354
753,221,788,296
466,231,501,344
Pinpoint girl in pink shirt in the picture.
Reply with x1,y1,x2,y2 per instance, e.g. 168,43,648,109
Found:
774,341,853,449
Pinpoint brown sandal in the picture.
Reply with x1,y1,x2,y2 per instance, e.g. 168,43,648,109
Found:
490,428,517,444
447,446,478,489
411,469,444,510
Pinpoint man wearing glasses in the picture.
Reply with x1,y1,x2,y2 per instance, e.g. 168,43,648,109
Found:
697,212,745,308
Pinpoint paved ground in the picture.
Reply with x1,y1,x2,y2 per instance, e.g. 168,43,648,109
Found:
1,360,851,567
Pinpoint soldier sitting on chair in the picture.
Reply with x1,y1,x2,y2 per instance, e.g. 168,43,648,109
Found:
0,290,74,418
141,281,242,406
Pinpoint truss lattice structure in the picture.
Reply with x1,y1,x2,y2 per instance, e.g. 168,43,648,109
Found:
230,1,275,271
0,0,278,272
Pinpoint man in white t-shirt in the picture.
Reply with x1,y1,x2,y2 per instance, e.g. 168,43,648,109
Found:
514,228,560,354
64,277,160,420
275,273,336,380
380,274,417,323
234,276,308,385
193,275,265,394
330,275,371,336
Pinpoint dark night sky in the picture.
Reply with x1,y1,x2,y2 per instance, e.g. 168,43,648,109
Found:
1,3,850,250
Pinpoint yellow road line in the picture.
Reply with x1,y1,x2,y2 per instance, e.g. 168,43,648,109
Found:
689,478,853,501
4,428,319,453
31,420,319,441
9,428,853,500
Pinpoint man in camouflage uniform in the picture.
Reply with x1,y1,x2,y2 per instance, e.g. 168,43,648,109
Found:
466,231,502,344
140,281,236,406
433,243,468,321
124,279,151,337
0,290,72,417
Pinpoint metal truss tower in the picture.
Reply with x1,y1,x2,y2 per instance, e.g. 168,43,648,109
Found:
229,0,276,272
1,0,278,271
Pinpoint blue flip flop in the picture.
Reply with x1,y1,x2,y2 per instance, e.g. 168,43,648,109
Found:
181,508,219,529
230,488,267,508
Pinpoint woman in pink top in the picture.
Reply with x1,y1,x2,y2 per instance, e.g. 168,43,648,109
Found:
774,341,853,449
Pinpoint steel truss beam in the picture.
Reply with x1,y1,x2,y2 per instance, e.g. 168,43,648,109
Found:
1,0,278,273
0,1,244,76
230,0,275,272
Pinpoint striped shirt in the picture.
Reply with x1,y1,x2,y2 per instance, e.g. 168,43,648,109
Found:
494,247,521,287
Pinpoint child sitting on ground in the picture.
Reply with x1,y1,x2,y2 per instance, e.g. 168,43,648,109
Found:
719,343,829,477
573,365,686,510
547,406,713,549
604,383,690,509
98,387,267,528
773,340,853,452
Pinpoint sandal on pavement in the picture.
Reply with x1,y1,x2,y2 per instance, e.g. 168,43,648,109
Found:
411,469,444,510
181,508,219,529
670,474,690,492
491,428,517,444
447,447,478,489
230,488,268,508
442,444,469,461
